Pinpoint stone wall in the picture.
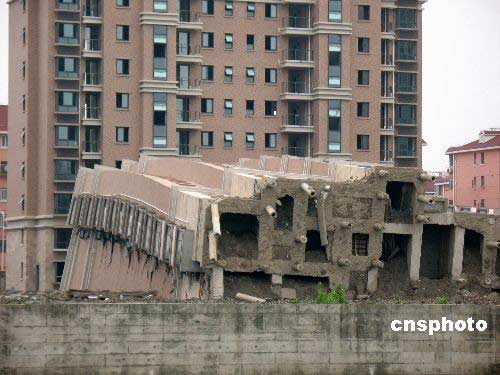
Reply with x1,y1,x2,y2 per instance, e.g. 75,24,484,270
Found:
0,303,498,374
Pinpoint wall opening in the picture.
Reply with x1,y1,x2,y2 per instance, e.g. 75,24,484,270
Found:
305,230,327,262
385,181,415,223
282,275,330,299
420,225,452,279
307,198,317,217
275,195,294,230
223,271,275,300
219,213,259,259
352,233,369,256
378,233,410,292
462,229,483,280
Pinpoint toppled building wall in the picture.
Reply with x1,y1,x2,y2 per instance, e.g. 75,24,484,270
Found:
60,156,500,300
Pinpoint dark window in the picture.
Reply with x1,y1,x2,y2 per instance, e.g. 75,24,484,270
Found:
480,152,485,164
395,137,416,157
116,93,129,109
115,160,123,169
357,70,369,85
246,133,255,149
357,135,369,150
265,3,277,18
352,233,369,256
224,66,233,82
396,8,417,29
265,68,277,83
116,0,130,6
247,34,255,50
153,0,168,12
116,59,130,75
265,133,277,148
201,98,214,114
358,5,370,21
265,101,277,116
55,262,65,284
474,153,477,165
358,37,370,53
328,0,342,22
201,131,213,147
202,32,214,48
481,176,485,188
54,228,72,249
246,100,255,116
328,100,341,153
224,132,233,147
246,67,255,83
116,127,129,143
396,72,417,93
202,0,214,15
396,40,417,61
396,104,416,124
265,35,277,51
328,34,341,87
201,65,214,81
116,25,130,41
224,99,233,115
224,33,233,49
55,126,78,147
247,2,255,17
54,194,72,215
357,102,369,117
225,0,233,16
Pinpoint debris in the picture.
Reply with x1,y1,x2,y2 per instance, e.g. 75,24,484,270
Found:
235,293,265,303
280,288,297,300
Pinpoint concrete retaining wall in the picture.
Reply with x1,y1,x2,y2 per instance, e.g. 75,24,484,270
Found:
0,303,498,374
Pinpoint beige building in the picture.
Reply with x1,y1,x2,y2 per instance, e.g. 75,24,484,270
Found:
7,0,423,291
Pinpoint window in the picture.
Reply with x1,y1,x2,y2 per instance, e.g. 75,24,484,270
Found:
395,137,416,157
246,67,255,83
481,176,485,188
265,36,277,51
352,234,369,256
54,228,72,249
224,33,233,50
0,161,7,175
329,0,342,22
153,93,167,147
224,132,233,147
20,162,25,179
224,66,233,82
247,2,255,17
396,40,417,61
247,34,255,50
22,28,26,45
396,104,416,124
357,70,369,85
153,26,167,80
358,5,370,21
201,65,214,81
116,160,123,169
0,188,7,202
116,0,129,6
328,35,341,87
265,68,277,83
201,131,213,147
396,72,417,93
473,153,477,165
56,57,79,78
153,0,168,13
55,125,78,147
56,91,78,112
55,262,65,284
246,133,255,149
328,100,341,153
202,32,214,48
116,127,129,143
357,102,369,117
396,8,417,29
480,199,485,208
225,0,233,16
246,100,255,116
19,195,25,211
116,25,130,41
201,98,214,114
55,160,78,181
357,135,369,150
116,59,130,75
56,23,79,44
0,134,8,148
265,101,277,116
202,0,214,15
265,133,277,149
358,37,370,53
265,3,277,18
22,95,26,112
116,93,129,109
480,152,485,164
54,193,73,214
472,177,477,189
224,99,233,115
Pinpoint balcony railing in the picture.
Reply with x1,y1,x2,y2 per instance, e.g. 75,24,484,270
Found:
176,110,200,123
82,106,101,120
283,114,313,126
56,70,79,79
56,1,79,11
56,104,78,113
282,81,311,94
56,138,79,147
282,146,309,157
380,117,394,130
82,140,100,153
282,49,313,62
177,78,201,90
396,148,416,157
54,171,77,181
178,144,198,156
381,85,393,98
83,4,101,17
83,39,101,52
380,149,393,162
83,72,100,85
176,44,201,56
56,36,79,45
381,21,393,33
178,11,200,23
381,54,393,65
282,16,313,28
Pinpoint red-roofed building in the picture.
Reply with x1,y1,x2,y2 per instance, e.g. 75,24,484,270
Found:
0,105,7,291
446,128,500,213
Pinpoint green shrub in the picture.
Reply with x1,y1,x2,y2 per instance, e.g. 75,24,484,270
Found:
436,295,449,304
316,283,346,304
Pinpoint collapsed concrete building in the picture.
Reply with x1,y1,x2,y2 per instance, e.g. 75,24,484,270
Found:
60,156,500,300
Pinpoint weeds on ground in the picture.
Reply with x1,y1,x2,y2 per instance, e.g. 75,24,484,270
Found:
316,283,346,304
436,295,449,304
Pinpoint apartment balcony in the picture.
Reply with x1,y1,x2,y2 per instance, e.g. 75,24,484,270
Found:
83,4,102,23
55,35,79,46
280,49,314,68
281,81,313,101
178,144,200,157
176,44,203,64
55,0,79,11
177,78,203,96
82,73,102,91
380,117,394,131
381,85,394,103
56,70,79,80
395,85,417,95
81,106,102,126
381,54,395,71
81,140,102,159
54,171,77,182
282,146,311,157
83,39,102,58
280,114,314,133
380,149,394,163
176,111,202,130
178,11,203,30
279,16,314,35
55,104,79,114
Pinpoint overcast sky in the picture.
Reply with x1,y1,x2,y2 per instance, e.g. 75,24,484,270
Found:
0,1,499,171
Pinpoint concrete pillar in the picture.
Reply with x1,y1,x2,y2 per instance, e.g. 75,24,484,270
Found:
407,225,423,282
366,268,378,293
211,266,224,300
448,226,465,280
271,274,283,285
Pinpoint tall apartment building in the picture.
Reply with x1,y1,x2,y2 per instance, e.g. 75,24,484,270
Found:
7,0,423,291
446,128,500,214
0,105,7,291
